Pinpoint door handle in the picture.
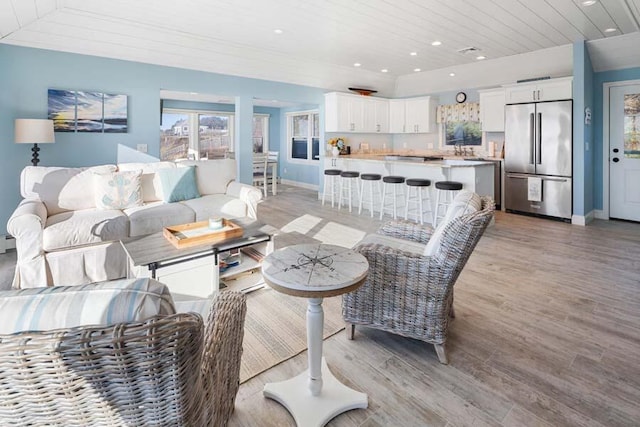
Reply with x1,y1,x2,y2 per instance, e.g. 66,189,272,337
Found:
537,112,542,165
613,157,620,163
530,113,535,164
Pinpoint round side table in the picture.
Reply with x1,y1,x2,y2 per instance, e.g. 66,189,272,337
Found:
261,243,369,427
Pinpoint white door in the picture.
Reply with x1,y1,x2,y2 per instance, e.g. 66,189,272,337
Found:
610,84,640,221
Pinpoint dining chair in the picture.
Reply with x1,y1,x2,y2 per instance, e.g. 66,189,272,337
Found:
253,153,269,197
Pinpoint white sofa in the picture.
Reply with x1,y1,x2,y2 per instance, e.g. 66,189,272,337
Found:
7,159,263,289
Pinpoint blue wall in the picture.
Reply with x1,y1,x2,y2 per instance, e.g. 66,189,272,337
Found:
573,41,595,217
593,67,640,211
0,44,325,234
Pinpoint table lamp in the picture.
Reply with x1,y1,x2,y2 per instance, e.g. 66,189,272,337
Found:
15,119,55,166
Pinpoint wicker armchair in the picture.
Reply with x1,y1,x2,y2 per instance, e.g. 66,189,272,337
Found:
0,291,246,427
343,196,494,364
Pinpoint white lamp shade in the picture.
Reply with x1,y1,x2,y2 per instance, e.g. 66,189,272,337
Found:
15,119,55,144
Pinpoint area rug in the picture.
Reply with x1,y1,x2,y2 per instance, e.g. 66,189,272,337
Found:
240,286,345,383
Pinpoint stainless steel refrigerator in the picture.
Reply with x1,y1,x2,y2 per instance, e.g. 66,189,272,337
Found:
504,100,572,221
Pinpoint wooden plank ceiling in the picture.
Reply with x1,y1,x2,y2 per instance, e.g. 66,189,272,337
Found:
0,0,639,92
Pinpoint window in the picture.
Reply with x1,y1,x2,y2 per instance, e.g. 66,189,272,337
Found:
253,114,270,153
160,109,269,160
287,111,319,163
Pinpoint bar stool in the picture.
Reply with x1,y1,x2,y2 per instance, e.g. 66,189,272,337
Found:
404,178,433,225
379,175,406,220
322,169,342,208
434,180,463,227
339,171,360,212
358,173,382,217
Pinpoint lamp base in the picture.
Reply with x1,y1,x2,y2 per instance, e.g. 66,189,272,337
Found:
31,143,40,166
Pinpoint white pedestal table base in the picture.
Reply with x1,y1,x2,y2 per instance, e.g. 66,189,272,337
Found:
264,358,367,427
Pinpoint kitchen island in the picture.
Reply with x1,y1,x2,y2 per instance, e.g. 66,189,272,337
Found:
323,154,495,202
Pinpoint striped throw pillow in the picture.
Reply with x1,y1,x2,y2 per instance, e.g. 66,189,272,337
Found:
0,278,176,334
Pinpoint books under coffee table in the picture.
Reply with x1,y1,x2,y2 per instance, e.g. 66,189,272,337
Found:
121,218,275,298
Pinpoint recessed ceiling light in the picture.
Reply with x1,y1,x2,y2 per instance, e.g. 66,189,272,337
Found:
273,29,283,34
410,52,418,56
414,68,421,72
189,92,198,95
476,55,486,60
431,41,442,46
605,27,618,33
582,0,596,6
381,69,388,73
354,63,361,67
449,72,456,77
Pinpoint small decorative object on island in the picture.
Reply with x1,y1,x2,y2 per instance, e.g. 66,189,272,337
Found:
328,137,345,157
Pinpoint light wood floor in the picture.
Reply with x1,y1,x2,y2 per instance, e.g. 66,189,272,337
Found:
1,185,639,426
230,185,640,427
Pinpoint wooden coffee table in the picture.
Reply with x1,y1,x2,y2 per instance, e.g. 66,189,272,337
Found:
121,219,275,298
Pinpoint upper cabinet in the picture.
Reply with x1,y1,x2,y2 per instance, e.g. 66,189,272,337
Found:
325,92,365,132
388,96,437,134
478,88,505,132
503,77,573,104
364,98,389,133
325,92,388,133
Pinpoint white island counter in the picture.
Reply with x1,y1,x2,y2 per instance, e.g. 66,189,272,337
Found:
323,155,495,200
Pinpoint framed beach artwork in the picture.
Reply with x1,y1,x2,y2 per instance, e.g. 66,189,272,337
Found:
47,89,76,132
48,89,128,133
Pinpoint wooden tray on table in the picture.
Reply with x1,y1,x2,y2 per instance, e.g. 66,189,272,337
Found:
163,219,243,249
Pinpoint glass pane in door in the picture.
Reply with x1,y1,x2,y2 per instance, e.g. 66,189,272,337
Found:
624,94,640,159
199,114,230,159
160,113,189,161
253,116,265,153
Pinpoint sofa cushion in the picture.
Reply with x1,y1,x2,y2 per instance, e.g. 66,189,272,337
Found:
118,161,176,203
358,233,425,256
180,194,247,221
21,165,117,215
94,170,143,210
424,190,482,257
0,278,176,334
44,208,129,251
177,159,236,195
124,201,195,237
157,166,200,203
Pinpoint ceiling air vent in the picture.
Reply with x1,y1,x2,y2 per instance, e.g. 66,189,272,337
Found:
457,47,481,55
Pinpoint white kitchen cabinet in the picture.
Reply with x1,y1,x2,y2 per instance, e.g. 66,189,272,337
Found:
389,97,437,134
364,98,389,133
389,99,406,133
503,76,572,104
325,92,388,133
478,88,505,132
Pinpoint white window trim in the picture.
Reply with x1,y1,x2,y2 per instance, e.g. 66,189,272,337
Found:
286,110,319,165
254,113,270,153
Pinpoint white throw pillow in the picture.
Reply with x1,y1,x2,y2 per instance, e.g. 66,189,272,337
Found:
20,165,117,215
177,159,237,195
423,190,482,257
94,170,143,210
118,161,176,202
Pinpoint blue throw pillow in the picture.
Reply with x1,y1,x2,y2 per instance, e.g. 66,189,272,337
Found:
157,166,200,203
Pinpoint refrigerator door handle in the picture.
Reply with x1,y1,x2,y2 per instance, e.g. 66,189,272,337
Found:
537,112,542,165
507,173,568,183
529,113,535,165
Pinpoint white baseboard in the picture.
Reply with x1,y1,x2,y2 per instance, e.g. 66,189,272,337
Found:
1,235,15,254
571,210,595,226
594,209,608,220
281,179,319,191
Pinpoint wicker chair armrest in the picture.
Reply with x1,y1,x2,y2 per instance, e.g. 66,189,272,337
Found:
355,242,442,286
200,291,247,425
377,219,435,244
